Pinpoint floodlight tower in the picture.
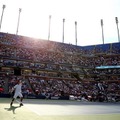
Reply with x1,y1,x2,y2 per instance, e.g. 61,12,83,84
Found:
115,17,120,42
0,4,6,31
100,19,104,44
48,15,51,40
16,8,22,35
75,21,77,45
62,18,65,43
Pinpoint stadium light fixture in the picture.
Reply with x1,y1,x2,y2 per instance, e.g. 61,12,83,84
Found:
62,18,65,43
115,17,120,42
0,4,6,31
48,15,51,40
100,19,104,44
16,8,22,35
75,21,77,46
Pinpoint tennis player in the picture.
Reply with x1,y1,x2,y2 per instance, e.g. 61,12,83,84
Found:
10,80,23,107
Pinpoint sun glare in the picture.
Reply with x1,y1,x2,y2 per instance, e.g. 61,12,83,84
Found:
0,0,120,45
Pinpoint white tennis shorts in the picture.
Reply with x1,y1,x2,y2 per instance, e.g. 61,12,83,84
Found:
13,92,23,99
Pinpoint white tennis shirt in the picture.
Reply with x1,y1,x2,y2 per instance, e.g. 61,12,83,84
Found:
14,83,22,93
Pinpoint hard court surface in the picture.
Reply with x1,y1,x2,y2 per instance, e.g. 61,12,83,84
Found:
0,98,120,120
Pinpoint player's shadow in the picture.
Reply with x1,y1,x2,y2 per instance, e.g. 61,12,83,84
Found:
4,105,20,114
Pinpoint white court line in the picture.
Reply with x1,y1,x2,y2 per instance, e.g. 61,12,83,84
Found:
15,99,20,103
15,99,42,116
24,104,42,116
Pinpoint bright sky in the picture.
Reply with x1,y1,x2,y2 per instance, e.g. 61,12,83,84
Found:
0,0,120,46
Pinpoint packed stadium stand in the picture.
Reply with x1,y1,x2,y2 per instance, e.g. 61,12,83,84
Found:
0,32,120,102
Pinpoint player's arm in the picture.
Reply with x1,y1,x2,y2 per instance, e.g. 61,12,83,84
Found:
10,87,15,94
10,84,17,94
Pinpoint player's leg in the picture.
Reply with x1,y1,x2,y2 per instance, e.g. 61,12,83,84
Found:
19,93,23,106
20,97,23,106
10,93,17,106
10,98,15,106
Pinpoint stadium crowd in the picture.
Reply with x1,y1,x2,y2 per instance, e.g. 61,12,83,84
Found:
0,32,120,102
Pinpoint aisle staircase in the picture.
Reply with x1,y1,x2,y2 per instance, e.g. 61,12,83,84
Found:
3,77,9,94
25,77,36,95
